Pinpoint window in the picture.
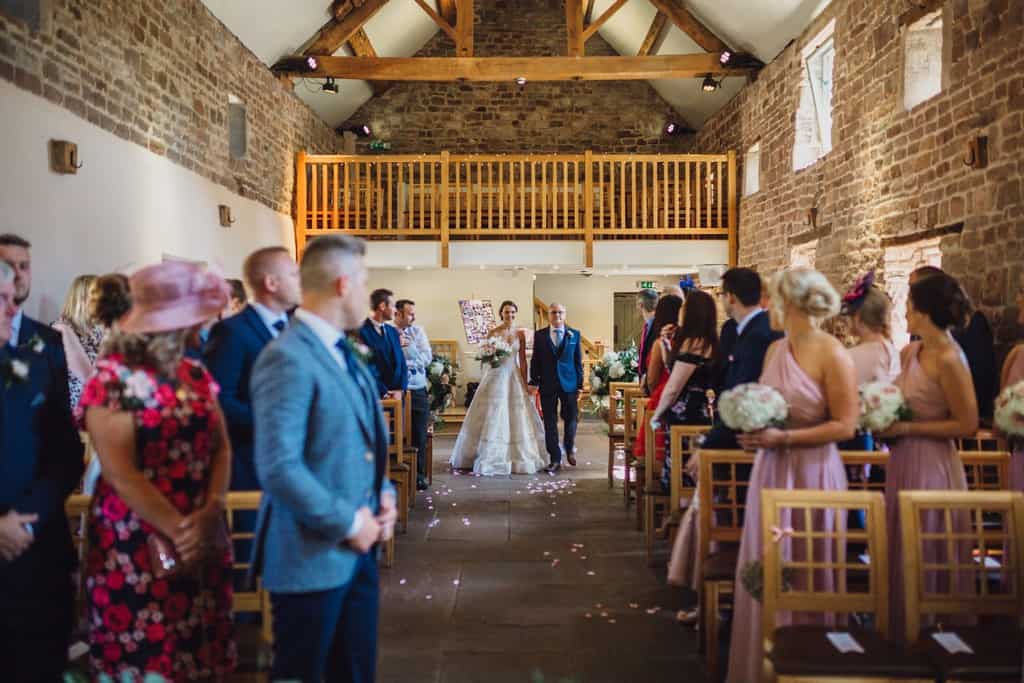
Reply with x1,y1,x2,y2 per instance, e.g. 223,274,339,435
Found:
903,10,943,111
793,21,835,171
882,237,942,347
228,95,247,160
789,240,818,269
743,143,760,197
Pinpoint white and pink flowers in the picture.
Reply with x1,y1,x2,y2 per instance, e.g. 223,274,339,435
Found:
718,382,789,433
475,336,514,368
994,380,1024,437
858,381,911,433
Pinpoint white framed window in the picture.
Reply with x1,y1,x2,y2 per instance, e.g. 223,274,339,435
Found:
903,10,943,111
793,20,835,171
882,237,942,347
789,240,818,269
228,94,247,160
743,143,760,197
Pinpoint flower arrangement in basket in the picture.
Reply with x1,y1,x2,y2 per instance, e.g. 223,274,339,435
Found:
427,354,458,421
475,336,514,368
717,382,788,433
994,380,1024,438
858,381,912,434
587,345,640,413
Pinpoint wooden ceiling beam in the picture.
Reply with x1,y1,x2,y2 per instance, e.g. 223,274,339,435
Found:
637,11,668,56
583,0,596,25
646,0,728,54
455,0,473,57
298,0,390,57
437,0,457,26
566,0,583,57
582,0,629,42
284,54,756,81
347,28,393,97
411,0,457,40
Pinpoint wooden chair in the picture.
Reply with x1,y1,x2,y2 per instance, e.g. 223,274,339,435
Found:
839,449,889,493
381,398,410,534
760,489,934,682
697,449,755,681
605,381,634,488
430,339,459,362
899,490,1024,682
960,449,1011,491
65,493,92,630
402,390,430,502
956,429,1007,452
641,412,670,565
666,426,709,538
621,385,644,511
226,491,273,649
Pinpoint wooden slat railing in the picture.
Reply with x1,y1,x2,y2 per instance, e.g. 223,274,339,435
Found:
295,150,738,267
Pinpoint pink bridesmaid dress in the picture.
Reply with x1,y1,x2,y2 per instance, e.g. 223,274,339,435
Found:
885,341,970,639
1004,348,1024,491
725,340,848,683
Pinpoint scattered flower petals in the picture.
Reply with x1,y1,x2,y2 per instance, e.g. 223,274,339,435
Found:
584,613,592,619
586,571,596,576
646,607,661,615
608,619,617,624
543,551,551,556
399,579,407,585
600,612,608,618
629,603,639,609
453,580,460,585
425,595,432,600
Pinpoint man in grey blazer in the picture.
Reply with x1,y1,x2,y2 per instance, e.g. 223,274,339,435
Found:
249,234,397,683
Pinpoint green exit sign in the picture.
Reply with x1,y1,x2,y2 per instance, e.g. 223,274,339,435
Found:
637,280,657,290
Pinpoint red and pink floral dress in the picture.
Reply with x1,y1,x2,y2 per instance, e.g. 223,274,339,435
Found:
76,355,236,682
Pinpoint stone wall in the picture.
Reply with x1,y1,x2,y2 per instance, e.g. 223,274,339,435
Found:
0,0,341,214
340,0,688,154
688,0,1024,348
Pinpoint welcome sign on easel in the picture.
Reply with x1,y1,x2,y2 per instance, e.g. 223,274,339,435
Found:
458,299,496,345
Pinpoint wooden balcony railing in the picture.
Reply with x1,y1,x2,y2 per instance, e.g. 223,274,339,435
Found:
295,150,737,267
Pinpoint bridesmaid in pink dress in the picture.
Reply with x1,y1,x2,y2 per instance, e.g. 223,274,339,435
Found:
876,272,978,639
997,282,1024,490
725,269,859,683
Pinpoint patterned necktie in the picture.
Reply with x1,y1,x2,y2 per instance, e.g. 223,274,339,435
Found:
554,328,564,346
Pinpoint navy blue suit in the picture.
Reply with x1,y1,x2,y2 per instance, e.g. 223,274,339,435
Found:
530,326,584,465
17,315,67,382
359,319,408,397
704,310,783,449
0,340,83,681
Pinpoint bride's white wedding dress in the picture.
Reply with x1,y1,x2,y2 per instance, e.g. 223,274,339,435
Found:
449,330,549,475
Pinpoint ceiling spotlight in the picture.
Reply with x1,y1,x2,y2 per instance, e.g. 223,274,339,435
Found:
306,56,318,71
701,75,721,93
322,77,338,94
719,50,732,65
515,76,526,87
339,124,372,137
272,55,320,74
664,121,693,136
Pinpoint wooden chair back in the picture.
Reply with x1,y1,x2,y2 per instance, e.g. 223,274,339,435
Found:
226,491,272,643
606,380,636,437
403,390,413,445
65,493,92,618
960,449,1011,491
380,398,404,458
697,449,756,560
668,426,709,516
621,386,644,451
761,489,890,641
838,450,888,493
956,429,1007,452
898,490,1024,644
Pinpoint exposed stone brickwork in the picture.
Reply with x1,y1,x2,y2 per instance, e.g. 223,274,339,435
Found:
688,0,1024,349
340,0,688,154
0,0,341,214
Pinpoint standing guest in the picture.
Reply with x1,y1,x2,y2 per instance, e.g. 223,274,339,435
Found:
877,272,978,638
248,235,397,683
52,274,103,409
205,246,301,493
633,294,683,460
530,302,584,473
0,260,85,683
226,278,247,316
726,268,857,683
394,299,432,491
911,265,997,421
78,261,236,681
360,288,408,399
998,280,1024,490
636,288,659,390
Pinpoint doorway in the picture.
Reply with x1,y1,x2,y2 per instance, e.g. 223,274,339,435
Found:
613,292,642,351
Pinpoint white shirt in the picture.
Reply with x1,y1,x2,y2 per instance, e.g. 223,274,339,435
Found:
8,308,22,348
250,301,288,338
735,308,764,337
399,324,432,390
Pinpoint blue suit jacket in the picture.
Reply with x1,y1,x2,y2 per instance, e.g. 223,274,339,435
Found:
0,344,84,598
248,320,396,593
18,315,68,385
359,319,408,396
204,305,275,490
530,326,584,394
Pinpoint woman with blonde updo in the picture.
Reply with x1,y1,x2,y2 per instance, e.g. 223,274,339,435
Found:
51,274,103,409
726,268,858,683
841,272,900,384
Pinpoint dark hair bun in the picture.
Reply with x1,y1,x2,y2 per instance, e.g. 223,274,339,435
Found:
92,273,132,327
909,272,972,330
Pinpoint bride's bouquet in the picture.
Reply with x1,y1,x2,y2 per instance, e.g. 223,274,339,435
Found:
994,380,1024,437
475,337,514,368
717,383,788,433
858,381,912,433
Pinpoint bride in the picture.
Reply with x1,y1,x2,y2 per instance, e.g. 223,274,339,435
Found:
449,300,549,475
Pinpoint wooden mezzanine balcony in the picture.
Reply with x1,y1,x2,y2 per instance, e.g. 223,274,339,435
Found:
294,150,738,267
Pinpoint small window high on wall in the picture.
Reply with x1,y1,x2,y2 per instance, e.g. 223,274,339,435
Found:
793,20,835,171
228,95,247,160
903,10,943,111
743,143,760,197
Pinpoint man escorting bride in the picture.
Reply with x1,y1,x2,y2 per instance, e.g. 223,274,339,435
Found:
449,301,583,476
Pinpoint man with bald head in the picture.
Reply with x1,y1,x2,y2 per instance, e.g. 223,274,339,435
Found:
530,302,584,473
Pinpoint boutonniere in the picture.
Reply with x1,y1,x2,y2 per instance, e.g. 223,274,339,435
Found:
1,356,30,387
20,334,45,355
345,336,374,365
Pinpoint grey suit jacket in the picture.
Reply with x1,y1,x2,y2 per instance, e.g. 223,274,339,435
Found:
248,319,396,593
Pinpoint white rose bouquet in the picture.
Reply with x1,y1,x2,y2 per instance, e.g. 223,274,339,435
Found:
475,337,514,368
586,344,640,413
718,382,789,433
994,380,1024,438
858,381,912,433
427,354,459,416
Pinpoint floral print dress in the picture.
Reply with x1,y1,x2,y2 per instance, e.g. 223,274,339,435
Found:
76,355,236,682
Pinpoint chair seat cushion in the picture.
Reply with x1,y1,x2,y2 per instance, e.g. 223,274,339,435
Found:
770,626,933,678
702,548,739,581
913,625,1023,681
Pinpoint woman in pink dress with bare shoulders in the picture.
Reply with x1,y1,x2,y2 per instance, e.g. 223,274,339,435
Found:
725,269,859,683
875,272,978,639
998,281,1024,491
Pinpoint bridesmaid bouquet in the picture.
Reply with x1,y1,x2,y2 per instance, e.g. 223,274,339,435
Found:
475,337,514,368
718,383,788,432
994,380,1024,437
858,381,912,433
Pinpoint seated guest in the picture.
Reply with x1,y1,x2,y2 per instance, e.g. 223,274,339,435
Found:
633,294,683,460
78,261,236,680
0,260,85,682
998,279,1024,491
205,246,300,492
360,288,408,399
395,298,432,491
52,274,103,410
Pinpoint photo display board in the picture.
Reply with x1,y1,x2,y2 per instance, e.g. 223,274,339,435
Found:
459,299,496,344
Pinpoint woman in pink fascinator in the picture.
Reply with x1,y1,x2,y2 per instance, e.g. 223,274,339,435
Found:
76,261,238,680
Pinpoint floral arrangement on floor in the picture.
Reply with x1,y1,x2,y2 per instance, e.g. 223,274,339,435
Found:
717,382,788,433
427,354,458,422
739,559,798,602
858,381,912,433
994,380,1024,438
586,345,639,413
475,336,514,368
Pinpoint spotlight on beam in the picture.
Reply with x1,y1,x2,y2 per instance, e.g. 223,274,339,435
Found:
664,121,693,136
701,75,721,93
719,50,732,65
306,56,318,71
272,55,319,74
322,77,339,94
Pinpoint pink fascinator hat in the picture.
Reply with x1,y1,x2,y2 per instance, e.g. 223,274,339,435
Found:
119,261,229,334
840,270,875,316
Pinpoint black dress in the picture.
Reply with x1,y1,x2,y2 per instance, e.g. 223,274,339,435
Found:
660,352,716,490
